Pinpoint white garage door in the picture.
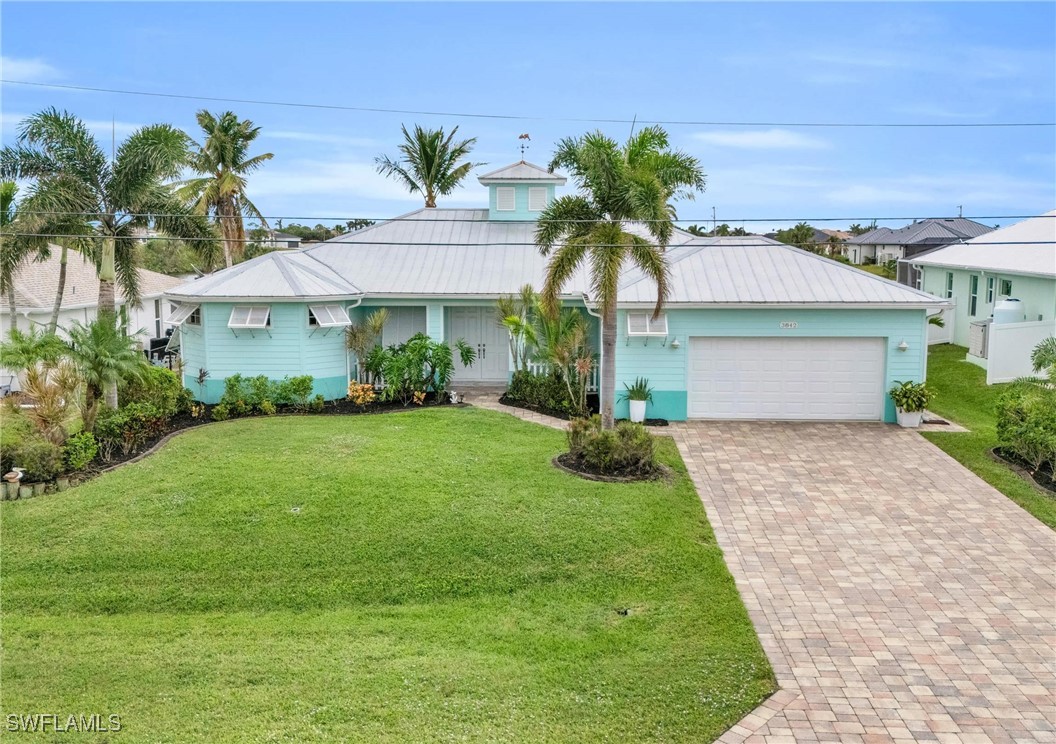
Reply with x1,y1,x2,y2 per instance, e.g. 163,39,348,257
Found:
688,337,885,421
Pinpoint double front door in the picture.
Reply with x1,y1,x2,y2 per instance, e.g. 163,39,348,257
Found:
446,307,509,382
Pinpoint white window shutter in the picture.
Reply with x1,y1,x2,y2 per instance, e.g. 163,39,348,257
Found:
528,187,547,211
627,313,649,335
496,187,516,211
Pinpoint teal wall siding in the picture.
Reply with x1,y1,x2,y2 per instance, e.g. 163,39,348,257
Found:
181,302,348,403
920,266,1056,347
613,307,928,423
487,183,556,221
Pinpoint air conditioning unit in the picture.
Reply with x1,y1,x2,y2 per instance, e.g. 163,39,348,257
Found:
968,319,992,359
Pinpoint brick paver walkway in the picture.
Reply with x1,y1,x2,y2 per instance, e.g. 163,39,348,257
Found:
673,422,1056,743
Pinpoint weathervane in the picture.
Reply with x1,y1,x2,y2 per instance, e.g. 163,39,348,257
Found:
518,133,530,160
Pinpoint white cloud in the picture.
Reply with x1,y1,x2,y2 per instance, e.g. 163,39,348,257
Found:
692,129,829,151
1,56,61,82
262,130,380,148
822,173,1055,210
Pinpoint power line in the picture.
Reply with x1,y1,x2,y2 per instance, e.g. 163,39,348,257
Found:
8,209,1049,224
3,231,1051,248
4,79,1055,129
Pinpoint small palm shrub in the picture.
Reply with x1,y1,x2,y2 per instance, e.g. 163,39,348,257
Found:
566,415,658,477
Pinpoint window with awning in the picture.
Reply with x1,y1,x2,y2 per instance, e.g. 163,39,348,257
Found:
308,304,352,328
168,302,201,326
228,306,271,329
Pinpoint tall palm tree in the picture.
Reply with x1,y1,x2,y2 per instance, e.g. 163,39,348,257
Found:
1,108,216,406
535,127,706,429
0,181,23,333
375,125,483,208
180,110,273,268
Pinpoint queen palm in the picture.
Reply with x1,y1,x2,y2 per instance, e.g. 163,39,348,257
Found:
180,110,273,268
375,125,483,208
1,108,216,406
535,127,706,429
66,316,148,430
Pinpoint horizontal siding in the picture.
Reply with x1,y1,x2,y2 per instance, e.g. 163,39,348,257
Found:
615,307,927,422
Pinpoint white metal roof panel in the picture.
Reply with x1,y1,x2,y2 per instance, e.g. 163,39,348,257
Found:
166,250,362,299
910,211,1056,278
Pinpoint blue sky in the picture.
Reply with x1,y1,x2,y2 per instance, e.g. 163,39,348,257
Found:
2,2,1054,232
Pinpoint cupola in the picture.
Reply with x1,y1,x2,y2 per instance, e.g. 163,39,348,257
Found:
477,161,567,221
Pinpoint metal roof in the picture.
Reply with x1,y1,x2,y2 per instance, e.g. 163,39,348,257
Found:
164,209,947,306
167,249,362,300
477,161,566,185
618,232,943,305
910,210,1056,278
7,246,182,311
850,218,992,245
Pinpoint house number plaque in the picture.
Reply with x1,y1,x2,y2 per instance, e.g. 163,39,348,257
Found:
779,321,798,329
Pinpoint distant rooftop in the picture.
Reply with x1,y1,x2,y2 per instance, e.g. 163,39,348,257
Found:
849,218,992,246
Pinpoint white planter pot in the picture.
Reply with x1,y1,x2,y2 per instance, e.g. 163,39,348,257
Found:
629,400,647,423
896,409,924,428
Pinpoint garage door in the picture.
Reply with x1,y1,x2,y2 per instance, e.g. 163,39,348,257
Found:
687,337,885,420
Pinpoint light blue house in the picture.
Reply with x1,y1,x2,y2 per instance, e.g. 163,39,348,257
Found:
166,160,947,422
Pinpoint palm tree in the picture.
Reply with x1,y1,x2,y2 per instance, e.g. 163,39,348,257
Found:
0,181,24,333
180,110,274,268
1,108,216,406
375,125,483,208
66,316,148,428
535,127,706,429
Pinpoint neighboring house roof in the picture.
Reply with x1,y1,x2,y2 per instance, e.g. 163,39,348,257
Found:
168,208,945,308
909,210,1056,279
167,249,361,301
477,161,567,185
820,229,851,241
849,218,992,246
7,247,182,311
269,231,302,241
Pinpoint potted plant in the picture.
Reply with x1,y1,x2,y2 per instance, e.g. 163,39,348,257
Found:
620,377,653,424
889,380,935,428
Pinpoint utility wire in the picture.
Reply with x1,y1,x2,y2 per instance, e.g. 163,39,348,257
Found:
7,210,1051,224
4,79,1055,129
2,231,1052,248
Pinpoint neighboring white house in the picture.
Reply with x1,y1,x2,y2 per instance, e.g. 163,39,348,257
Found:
910,211,1056,384
1,248,183,391
845,218,993,282
258,230,302,250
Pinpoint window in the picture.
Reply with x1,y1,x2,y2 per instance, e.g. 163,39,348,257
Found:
528,187,548,211
495,187,516,211
228,305,271,329
944,272,953,298
154,299,162,337
986,277,994,304
968,275,979,317
999,279,1013,296
307,304,352,328
169,302,201,326
627,312,668,336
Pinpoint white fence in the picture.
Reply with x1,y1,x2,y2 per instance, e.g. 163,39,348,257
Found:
927,305,954,345
983,321,1056,384
525,361,599,392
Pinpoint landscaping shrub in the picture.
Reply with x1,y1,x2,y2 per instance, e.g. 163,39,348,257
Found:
367,334,474,405
120,366,192,418
0,410,33,474
566,416,658,477
211,403,230,422
219,374,315,414
996,385,1056,475
64,432,99,471
347,382,375,406
310,394,325,412
506,370,575,414
12,435,64,482
95,403,167,461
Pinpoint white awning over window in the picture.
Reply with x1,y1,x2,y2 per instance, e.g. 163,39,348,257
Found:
627,312,668,336
309,304,352,327
168,302,200,325
228,305,271,329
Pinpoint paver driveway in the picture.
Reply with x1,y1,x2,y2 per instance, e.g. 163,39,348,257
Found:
674,422,1055,744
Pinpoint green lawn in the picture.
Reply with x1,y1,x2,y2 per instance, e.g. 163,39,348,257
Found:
0,408,773,742
924,344,1056,529
858,265,893,278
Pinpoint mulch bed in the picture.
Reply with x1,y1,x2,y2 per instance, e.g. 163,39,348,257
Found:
991,448,1056,495
553,452,672,483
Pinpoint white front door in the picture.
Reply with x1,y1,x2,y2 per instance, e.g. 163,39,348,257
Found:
687,337,885,421
446,307,508,382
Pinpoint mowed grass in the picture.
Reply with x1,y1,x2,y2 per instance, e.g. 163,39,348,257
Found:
924,343,1056,529
0,407,773,743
